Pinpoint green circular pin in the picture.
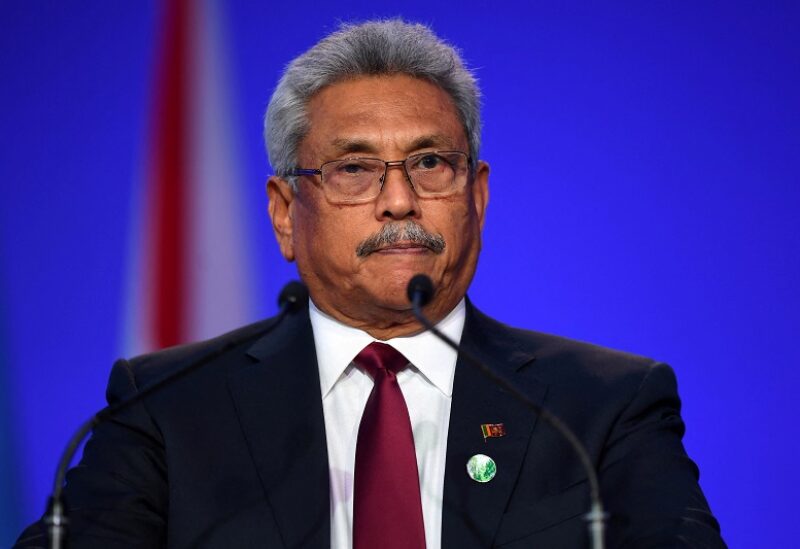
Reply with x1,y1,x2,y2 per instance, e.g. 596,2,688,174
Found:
466,454,497,483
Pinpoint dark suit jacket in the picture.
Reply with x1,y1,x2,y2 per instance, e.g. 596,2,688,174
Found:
16,301,725,548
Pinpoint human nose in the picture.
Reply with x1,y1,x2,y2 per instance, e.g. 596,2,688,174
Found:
374,161,420,220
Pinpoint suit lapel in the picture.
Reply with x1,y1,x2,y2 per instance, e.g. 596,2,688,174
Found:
442,303,547,548
227,308,330,548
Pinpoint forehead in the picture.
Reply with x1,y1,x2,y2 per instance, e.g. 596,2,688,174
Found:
301,74,467,158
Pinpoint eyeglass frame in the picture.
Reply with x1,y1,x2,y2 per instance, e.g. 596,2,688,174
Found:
284,150,472,204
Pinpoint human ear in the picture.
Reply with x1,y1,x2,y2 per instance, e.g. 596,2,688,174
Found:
472,160,490,230
267,176,296,261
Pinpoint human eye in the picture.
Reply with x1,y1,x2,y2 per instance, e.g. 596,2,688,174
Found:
414,153,444,170
333,158,377,176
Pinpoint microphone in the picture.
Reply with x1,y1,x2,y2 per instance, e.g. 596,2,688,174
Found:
278,280,308,312
406,274,607,549
43,281,309,549
406,274,434,307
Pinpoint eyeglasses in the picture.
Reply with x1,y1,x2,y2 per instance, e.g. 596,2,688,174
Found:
286,150,471,204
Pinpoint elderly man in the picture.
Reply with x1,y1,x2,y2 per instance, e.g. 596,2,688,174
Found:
17,20,724,549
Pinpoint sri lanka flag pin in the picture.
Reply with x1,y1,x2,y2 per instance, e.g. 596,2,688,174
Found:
480,423,506,441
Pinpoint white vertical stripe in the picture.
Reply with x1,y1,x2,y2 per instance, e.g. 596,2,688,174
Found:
186,0,252,341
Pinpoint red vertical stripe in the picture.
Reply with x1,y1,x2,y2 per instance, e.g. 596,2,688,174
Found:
149,0,189,348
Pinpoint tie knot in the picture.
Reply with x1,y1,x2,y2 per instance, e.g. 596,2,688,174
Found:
354,342,409,378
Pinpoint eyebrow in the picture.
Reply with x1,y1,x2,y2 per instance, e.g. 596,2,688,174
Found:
330,134,456,157
331,138,378,156
407,134,455,151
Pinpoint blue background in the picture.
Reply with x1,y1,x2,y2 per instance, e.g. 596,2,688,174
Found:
1,2,798,546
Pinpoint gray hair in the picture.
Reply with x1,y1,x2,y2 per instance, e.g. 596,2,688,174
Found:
264,19,481,187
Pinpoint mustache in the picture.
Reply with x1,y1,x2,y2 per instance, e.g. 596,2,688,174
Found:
356,221,446,257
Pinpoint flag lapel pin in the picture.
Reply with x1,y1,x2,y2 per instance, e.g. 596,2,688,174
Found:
480,423,506,441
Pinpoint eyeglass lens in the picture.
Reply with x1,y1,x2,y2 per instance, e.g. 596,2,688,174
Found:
321,152,467,203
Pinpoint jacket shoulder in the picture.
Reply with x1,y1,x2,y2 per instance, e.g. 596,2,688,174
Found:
121,317,282,389
467,304,662,389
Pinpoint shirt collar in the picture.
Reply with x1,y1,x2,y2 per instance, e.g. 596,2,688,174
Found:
309,298,466,399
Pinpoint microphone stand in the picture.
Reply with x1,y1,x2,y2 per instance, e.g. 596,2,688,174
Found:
408,278,606,549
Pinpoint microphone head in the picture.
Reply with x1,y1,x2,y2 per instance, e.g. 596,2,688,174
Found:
278,280,309,312
407,274,434,307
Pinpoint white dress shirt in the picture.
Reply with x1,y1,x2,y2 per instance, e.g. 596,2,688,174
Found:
309,298,466,549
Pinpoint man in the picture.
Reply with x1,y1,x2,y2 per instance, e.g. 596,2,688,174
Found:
17,20,725,548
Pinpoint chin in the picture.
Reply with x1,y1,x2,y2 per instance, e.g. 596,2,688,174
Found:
361,277,417,310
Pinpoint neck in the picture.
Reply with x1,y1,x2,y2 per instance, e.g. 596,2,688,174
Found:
310,295,460,340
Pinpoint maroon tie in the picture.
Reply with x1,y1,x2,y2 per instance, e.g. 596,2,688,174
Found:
353,342,426,549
